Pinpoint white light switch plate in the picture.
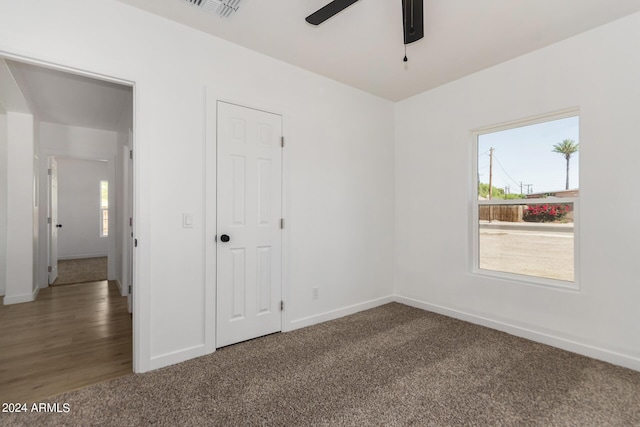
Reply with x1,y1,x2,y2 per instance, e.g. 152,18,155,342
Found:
183,213,194,228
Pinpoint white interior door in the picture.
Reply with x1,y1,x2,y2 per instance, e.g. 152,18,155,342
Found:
216,101,283,348
48,157,59,285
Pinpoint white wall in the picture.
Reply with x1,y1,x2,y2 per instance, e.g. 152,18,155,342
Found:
32,116,39,293
37,122,118,287
0,56,32,298
4,111,35,304
55,158,108,259
0,112,6,296
395,12,640,370
39,122,118,159
0,0,395,371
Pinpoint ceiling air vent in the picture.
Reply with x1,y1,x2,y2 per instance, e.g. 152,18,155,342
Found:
184,0,242,18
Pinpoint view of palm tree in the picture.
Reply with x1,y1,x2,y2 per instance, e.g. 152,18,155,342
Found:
478,116,579,194
477,118,579,283
552,139,579,190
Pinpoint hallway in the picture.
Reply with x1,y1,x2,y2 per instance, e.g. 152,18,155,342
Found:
0,281,131,403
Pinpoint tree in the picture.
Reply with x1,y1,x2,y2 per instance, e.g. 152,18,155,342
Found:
478,183,523,200
552,139,579,190
478,183,503,199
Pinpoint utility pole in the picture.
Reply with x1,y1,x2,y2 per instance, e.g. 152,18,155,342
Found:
488,147,494,200
520,181,523,196
525,184,533,194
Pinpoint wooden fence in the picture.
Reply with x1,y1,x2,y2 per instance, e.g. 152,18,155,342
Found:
480,204,574,222
479,205,524,222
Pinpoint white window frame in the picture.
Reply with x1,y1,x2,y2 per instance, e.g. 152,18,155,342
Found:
470,109,580,290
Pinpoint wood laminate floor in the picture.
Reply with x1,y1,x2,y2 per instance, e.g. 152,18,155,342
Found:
0,281,132,403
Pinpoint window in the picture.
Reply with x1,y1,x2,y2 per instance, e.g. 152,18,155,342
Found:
100,180,109,237
472,112,579,287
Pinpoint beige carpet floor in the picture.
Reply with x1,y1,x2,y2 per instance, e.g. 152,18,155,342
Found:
52,257,107,286
3,303,640,426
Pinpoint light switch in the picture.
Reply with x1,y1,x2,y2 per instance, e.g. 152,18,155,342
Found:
183,213,194,228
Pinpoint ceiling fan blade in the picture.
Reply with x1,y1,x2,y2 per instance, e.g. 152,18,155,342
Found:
305,0,360,25
402,0,424,44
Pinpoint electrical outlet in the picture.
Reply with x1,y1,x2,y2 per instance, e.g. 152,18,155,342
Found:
312,287,319,300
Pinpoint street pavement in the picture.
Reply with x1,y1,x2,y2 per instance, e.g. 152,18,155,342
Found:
479,222,574,282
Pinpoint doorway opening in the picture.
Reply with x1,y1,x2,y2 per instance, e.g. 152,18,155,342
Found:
0,56,135,402
48,158,110,287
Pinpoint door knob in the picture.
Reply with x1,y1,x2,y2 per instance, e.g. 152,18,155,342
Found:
220,234,230,242
56,224,63,228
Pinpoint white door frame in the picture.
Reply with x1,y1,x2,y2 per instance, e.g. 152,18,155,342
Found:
0,50,144,373
205,89,292,353
121,129,134,313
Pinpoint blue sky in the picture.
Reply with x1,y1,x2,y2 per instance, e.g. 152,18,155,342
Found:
478,116,579,194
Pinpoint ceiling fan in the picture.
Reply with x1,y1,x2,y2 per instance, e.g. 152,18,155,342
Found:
306,0,424,60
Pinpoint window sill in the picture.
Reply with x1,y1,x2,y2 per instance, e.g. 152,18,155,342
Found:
470,268,580,292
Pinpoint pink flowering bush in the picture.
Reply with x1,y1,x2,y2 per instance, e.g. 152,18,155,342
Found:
523,204,570,222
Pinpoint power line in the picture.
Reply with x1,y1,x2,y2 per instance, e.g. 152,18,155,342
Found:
493,170,516,187
492,154,521,187
488,148,494,199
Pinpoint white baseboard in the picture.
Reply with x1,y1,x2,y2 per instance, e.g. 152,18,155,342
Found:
149,344,208,371
395,295,640,372
115,279,124,296
287,295,395,332
142,295,640,374
115,279,130,297
3,285,40,305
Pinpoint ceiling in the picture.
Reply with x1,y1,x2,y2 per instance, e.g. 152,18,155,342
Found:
5,60,132,132
116,0,640,101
